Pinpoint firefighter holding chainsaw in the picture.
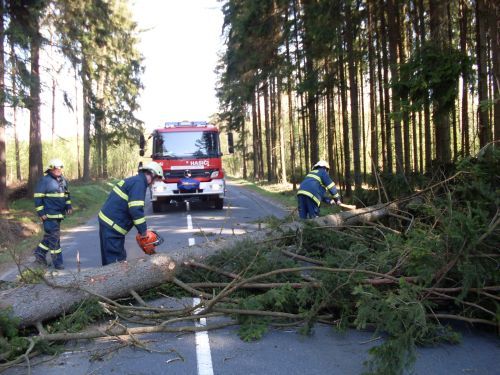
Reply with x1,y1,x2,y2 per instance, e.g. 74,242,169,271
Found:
98,162,164,266
297,160,342,219
33,158,72,269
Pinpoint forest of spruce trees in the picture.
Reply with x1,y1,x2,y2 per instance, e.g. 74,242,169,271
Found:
216,0,499,195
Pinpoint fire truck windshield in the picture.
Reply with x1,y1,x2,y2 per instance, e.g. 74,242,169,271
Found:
153,131,221,159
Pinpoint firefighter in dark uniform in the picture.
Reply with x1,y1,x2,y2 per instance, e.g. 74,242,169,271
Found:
98,161,164,266
297,160,341,219
33,158,72,269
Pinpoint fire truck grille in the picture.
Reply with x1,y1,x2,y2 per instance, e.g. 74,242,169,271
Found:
164,169,215,179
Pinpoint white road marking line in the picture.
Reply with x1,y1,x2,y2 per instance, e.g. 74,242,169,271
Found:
187,214,196,246
193,297,214,375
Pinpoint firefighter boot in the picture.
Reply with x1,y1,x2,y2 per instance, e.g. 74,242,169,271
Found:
51,252,64,270
33,248,48,267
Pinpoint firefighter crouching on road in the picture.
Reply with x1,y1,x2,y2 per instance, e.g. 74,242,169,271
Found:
297,160,341,219
33,159,73,269
98,161,164,266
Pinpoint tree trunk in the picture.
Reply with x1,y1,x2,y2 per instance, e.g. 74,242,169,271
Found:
400,3,411,173
102,123,108,179
11,40,22,181
263,82,272,182
28,29,43,197
460,0,470,155
379,0,393,174
242,116,247,179
345,4,361,189
74,67,81,180
51,78,56,147
417,0,432,171
278,78,287,184
475,0,490,147
286,43,297,189
375,10,387,171
430,0,451,164
387,0,403,174
339,47,352,196
257,89,265,178
82,58,91,182
252,90,260,179
0,204,395,327
447,3,458,161
0,1,6,211
486,0,499,140
326,64,336,179
367,0,378,172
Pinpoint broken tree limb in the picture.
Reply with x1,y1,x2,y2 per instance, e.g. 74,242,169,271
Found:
0,255,176,327
0,203,396,328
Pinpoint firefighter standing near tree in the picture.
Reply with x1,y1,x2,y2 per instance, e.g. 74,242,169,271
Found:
297,160,342,219
33,159,72,269
98,161,164,266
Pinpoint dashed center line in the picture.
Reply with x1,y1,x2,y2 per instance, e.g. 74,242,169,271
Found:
193,297,214,375
187,214,195,246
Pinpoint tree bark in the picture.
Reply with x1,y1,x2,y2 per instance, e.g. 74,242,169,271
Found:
286,39,297,189
252,90,260,179
0,1,6,211
379,0,393,174
82,58,91,182
10,39,22,182
0,204,395,327
0,255,177,328
345,3,362,189
387,0,404,174
460,0,470,155
263,82,272,182
28,28,43,197
339,46,352,196
486,0,499,140
475,0,490,147
430,0,451,164
367,0,378,172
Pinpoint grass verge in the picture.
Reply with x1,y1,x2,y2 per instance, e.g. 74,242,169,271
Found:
226,176,342,216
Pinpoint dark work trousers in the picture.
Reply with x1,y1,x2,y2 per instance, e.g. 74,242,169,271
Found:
297,195,320,219
99,220,127,266
35,219,63,267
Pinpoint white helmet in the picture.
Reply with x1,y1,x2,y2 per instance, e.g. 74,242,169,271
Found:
313,160,330,170
46,158,64,172
139,161,163,178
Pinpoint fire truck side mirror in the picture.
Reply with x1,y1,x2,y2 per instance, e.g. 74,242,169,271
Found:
139,149,145,157
227,132,234,154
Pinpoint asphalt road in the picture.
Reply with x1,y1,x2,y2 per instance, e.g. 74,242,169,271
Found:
2,181,499,374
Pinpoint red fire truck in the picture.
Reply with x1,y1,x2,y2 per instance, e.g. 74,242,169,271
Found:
139,121,233,213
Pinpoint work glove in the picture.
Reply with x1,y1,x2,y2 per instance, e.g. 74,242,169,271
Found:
331,199,341,206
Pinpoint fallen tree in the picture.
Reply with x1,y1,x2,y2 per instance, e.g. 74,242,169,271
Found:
2,149,499,375
0,204,396,328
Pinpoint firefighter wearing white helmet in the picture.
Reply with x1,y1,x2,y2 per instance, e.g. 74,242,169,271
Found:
297,160,341,219
33,158,72,269
98,161,164,265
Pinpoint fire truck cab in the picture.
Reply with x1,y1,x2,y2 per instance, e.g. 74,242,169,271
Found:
140,121,231,213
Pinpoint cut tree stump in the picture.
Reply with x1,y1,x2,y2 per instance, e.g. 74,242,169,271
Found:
0,203,395,327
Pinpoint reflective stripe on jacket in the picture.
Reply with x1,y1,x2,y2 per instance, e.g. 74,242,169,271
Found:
297,168,340,206
33,172,72,218
99,173,148,235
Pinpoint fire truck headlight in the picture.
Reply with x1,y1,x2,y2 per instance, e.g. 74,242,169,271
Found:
210,170,220,178
153,185,165,193
211,183,222,191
